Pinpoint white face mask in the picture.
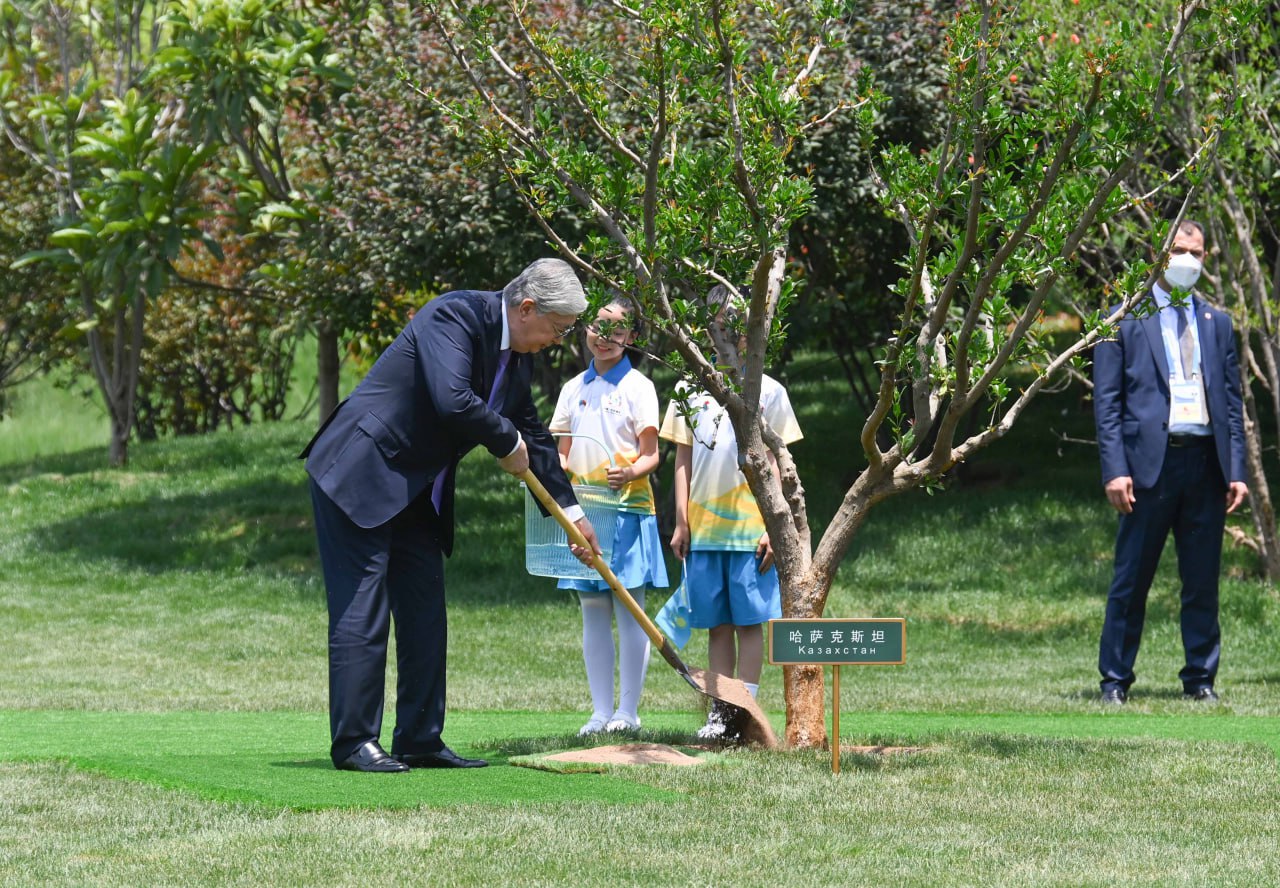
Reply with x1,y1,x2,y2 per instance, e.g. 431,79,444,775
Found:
1164,252,1203,291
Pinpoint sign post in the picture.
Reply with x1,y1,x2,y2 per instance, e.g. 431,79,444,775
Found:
832,663,840,773
768,618,906,773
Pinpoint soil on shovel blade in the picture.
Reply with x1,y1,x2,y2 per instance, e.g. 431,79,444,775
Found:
694,667,778,747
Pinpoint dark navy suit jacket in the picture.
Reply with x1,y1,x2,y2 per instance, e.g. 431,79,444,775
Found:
1093,293,1246,490
301,289,575,554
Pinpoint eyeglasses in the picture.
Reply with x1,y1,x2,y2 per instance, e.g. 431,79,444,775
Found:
550,319,579,340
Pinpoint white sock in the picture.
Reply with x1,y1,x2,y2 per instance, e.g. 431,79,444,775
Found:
613,587,650,722
579,593,615,720
744,682,759,698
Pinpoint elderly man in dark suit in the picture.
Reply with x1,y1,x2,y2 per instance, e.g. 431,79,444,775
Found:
303,258,598,771
1093,220,1248,706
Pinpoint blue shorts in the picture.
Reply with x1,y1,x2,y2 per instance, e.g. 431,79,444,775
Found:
559,512,669,593
684,550,780,629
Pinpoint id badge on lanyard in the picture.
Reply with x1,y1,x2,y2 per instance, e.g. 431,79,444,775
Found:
1169,375,1209,425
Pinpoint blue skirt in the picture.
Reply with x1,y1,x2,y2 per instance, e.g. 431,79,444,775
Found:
559,511,669,593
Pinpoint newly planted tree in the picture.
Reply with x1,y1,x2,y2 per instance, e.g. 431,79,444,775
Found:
425,0,1254,746
1193,22,1280,580
426,0,1255,747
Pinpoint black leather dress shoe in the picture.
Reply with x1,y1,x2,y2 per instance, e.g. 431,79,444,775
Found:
1100,687,1128,705
395,746,488,769
1184,687,1220,703
336,740,410,773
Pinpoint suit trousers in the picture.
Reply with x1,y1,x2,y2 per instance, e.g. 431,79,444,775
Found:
1099,441,1226,693
310,479,448,765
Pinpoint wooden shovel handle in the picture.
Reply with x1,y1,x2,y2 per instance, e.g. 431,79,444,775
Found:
520,470,671,652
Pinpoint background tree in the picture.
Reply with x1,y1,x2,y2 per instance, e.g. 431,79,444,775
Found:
785,0,950,417
156,0,353,419
0,133,73,413
133,202,299,439
1,0,220,465
305,1,580,392
1068,3,1280,579
1196,18,1280,579
428,0,1255,747
159,0,588,420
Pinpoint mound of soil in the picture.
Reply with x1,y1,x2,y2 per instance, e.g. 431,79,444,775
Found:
542,742,706,766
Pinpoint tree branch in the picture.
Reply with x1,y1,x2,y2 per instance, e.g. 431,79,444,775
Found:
505,3,646,169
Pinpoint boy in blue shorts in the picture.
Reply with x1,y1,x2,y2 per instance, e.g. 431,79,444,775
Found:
658,292,803,739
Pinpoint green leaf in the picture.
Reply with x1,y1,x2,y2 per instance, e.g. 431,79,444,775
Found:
49,228,95,243
11,249,74,269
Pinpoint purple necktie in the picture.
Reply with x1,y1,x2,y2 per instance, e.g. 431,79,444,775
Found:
487,348,512,409
432,349,511,512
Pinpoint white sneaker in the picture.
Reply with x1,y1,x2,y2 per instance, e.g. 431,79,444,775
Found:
578,715,609,736
696,712,726,740
605,713,640,732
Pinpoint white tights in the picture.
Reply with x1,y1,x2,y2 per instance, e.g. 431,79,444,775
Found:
579,589,650,723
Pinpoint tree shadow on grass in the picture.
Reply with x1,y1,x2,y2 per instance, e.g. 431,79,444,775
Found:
0,422,310,486
21,453,561,608
1230,673,1280,686
1065,686,1212,704
0,446,112,486
29,476,318,578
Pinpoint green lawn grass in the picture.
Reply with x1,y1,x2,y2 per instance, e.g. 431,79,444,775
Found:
2,358,1279,887
3,709,1278,810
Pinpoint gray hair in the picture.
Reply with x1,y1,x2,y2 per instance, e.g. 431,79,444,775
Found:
504,258,587,316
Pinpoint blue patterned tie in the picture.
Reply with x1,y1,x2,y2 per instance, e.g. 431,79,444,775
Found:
1176,306,1194,378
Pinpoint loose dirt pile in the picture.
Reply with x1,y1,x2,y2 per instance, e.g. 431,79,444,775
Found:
542,742,706,766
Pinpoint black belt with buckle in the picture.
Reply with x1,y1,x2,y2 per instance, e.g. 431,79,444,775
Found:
1168,434,1212,448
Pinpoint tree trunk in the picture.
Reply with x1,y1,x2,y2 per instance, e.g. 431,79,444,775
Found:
773,472,885,749
84,295,142,469
1241,392,1280,578
108,416,129,468
317,320,340,423
782,664,826,749
1212,164,1280,578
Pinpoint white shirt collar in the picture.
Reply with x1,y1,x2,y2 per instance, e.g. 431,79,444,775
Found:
499,294,511,350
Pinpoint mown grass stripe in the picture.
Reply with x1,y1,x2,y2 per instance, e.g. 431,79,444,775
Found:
3,709,1276,811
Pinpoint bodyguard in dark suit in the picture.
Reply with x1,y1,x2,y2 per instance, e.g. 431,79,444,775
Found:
1093,221,1248,705
303,258,599,771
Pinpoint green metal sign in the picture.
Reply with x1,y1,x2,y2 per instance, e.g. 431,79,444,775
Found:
768,619,906,665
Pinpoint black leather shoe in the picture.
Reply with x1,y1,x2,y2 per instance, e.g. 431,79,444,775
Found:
1184,687,1220,703
395,746,488,769
336,740,410,773
1100,687,1128,705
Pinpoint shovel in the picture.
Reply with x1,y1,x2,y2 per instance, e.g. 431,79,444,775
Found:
520,469,779,748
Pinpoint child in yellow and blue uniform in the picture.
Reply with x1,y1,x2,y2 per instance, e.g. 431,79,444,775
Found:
549,301,668,735
660,357,802,738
